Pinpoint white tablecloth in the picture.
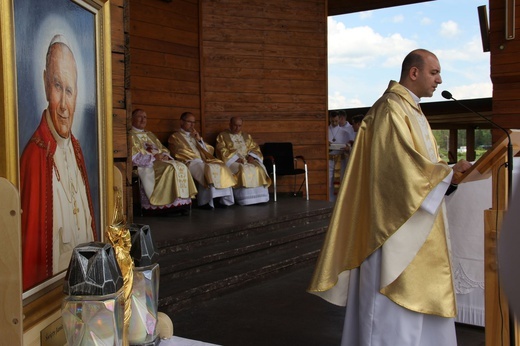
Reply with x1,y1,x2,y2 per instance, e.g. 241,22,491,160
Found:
446,176,490,326
446,157,520,327
159,336,221,346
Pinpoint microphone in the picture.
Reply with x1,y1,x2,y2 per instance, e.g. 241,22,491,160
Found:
440,90,453,100
442,90,513,197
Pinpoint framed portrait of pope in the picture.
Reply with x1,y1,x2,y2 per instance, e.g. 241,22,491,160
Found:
0,0,114,303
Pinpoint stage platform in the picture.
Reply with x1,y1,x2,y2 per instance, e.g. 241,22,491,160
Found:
133,196,334,315
133,196,334,246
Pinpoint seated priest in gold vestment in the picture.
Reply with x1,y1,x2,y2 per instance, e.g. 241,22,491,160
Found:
215,116,271,205
130,109,197,210
168,112,237,208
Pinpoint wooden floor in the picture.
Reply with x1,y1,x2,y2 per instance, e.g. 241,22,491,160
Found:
170,266,485,346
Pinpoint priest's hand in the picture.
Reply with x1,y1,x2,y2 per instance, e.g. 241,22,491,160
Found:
190,129,202,141
451,159,472,184
155,153,170,161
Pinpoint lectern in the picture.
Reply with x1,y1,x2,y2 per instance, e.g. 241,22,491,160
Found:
458,129,520,346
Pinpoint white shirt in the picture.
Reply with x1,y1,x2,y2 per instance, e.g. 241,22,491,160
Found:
340,123,356,143
328,125,350,144
329,125,351,155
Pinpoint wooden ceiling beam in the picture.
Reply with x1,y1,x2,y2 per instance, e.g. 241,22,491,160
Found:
328,0,434,16
334,98,493,127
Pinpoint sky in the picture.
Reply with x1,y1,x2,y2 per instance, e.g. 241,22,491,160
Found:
328,0,492,109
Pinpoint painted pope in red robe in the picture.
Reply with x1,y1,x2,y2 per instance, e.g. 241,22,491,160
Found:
20,35,96,291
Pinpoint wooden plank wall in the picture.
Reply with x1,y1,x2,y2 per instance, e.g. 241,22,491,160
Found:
111,0,132,218
490,0,520,138
127,0,329,200
128,0,201,143
200,0,328,199
487,1,520,345
126,0,201,217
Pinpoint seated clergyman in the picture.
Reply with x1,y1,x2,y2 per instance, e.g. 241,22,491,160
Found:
130,109,197,209
168,112,237,209
216,116,271,205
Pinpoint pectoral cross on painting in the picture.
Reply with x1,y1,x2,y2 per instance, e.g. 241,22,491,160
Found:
73,199,80,229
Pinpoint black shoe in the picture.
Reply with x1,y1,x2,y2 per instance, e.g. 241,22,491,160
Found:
198,203,213,210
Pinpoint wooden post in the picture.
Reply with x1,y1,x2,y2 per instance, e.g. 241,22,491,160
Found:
0,178,23,344
467,127,476,162
457,130,520,345
449,128,458,163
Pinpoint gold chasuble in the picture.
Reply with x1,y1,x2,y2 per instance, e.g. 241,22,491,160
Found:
168,130,237,189
130,129,197,205
215,130,271,188
308,81,457,317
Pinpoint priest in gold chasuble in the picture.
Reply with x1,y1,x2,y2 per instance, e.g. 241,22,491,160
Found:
308,49,471,346
216,117,271,205
168,112,237,208
130,109,197,210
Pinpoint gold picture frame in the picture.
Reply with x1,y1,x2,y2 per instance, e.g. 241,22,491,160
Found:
0,0,113,342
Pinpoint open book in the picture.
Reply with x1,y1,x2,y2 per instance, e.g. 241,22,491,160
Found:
329,143,346,151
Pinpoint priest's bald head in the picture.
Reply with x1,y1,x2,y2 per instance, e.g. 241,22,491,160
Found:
399,48,442,99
